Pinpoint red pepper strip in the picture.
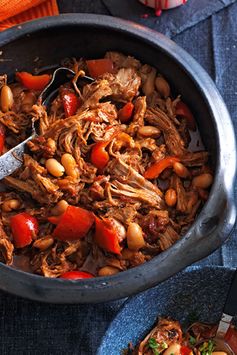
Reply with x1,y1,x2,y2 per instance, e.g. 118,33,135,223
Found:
10,212,39,248
225,325,237,354
86,59,114,78
16,72,51,91
52,205,94,241
181,346,193,355
60,271,94,280
47,215,61,225
144,156,180,179
91,141,110,171
176,101,196,131
94,217,121,255
0,124,5,155
118,102,134,123
61,91,80,117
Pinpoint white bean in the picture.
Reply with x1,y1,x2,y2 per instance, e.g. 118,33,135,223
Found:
46,158,65,177
98,266,120,276
2,199,20,212
61,153,78,178
0,85,14,112
192,173,213,189
51,200,69,216
127,222,145,251
33,236,54,251
138,126,161,138
173,162,189,178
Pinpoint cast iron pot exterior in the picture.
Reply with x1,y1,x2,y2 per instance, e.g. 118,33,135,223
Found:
0,14,235,303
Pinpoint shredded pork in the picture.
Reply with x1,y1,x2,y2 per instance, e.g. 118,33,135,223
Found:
0,52,213,278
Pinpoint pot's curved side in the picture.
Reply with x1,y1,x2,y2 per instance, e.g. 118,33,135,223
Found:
0,14,235,303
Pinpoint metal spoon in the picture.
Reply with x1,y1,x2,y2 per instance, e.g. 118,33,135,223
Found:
212,268,237,354
0,67,93,180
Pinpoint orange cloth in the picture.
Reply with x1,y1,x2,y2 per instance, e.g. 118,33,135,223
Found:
0,0,59,31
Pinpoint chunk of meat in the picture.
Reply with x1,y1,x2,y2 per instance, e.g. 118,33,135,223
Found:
105,51,142,70
104,203,140,226
103,68,141,102
0,110,30,134
145,107,186,156
141,210,170,243
31,104,50,135
171,175,187,213
158,225,180,251
81,79,113,110
0,222,14,265
110,180,162,208
127,96,146,136
4,175,62,204
107,158,164,209
181,151,209,167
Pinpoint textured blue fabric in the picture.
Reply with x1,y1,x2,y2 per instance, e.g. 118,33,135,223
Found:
0,1,237,354
102,0,237,37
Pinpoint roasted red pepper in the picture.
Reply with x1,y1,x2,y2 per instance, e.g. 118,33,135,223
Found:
118,102,134,123
94,217,121,255
181,346,193,355
86,59,114,78
10,212,39,248
52,206,94,241
61,91,80,117
91,141,110,171
0,124,5,155
144,156,180,179
47,215,61,225
16,72,51,91
176,101,196,131
60,271,94,280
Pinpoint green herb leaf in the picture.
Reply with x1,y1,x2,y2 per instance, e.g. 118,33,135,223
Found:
189,335,196,346
148,338,160,355
148,338,158,349
161,342,168,349
199,340,215,355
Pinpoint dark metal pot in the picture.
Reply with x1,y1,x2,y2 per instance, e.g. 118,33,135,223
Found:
0,14,236,303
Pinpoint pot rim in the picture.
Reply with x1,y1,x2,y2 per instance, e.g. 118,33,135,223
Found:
0,14,236,303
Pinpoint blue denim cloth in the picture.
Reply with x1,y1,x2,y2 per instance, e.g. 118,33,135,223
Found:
1,1,237,354
102,0,237,37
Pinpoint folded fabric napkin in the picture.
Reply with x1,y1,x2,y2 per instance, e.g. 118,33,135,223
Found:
102,0,237,37
0,0,59,31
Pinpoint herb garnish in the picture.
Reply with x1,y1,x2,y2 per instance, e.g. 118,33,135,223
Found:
161,342,168,350
148,338,160,355
189,335,196,346
199,340,215,355
147,338,168,355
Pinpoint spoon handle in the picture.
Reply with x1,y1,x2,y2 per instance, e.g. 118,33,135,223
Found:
0,135,34,180
224,268,237,316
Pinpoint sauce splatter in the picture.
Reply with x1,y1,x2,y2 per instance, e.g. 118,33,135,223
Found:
155,0,162,16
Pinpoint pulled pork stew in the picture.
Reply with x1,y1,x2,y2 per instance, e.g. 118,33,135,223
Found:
0,52,213,279
130,317,232,355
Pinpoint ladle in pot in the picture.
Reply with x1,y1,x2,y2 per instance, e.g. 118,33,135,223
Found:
0,67,93,180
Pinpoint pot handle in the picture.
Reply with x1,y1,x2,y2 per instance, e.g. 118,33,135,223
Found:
171,185,236,267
